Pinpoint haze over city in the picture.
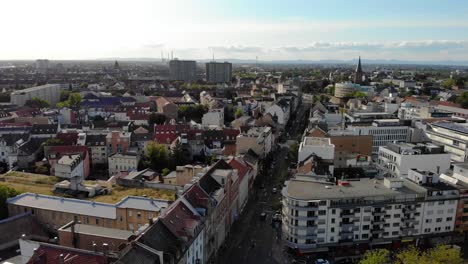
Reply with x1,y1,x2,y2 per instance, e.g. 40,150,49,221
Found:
3,0,468,62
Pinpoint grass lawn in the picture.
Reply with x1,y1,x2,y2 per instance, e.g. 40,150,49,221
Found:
0,171,176,203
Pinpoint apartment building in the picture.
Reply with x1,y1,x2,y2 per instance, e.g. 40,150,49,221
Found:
298,137,334,164
236,126,273,158
10,84,60,106
54,154,84,179
426,122,468,162
169,59,196,82
281,173,458,253
7,193,170,233
206,61,232,83
377,142,451,178
108,153,139,176
440,163,468,232
85,134,108,165
106,131,131,155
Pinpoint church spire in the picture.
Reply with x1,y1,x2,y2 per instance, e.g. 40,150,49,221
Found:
356,56,362,73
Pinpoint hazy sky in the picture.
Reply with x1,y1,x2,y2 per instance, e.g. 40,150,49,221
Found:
3,0,468,61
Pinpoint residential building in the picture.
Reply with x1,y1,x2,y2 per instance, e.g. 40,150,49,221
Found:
236,126,273,158
106,131,131,155
377,142,451,178
10,84,60,106
202,108,224,127
206,61,232,83
169,59,197,82
154,97,178,120
426,122,468,162
85,134,108,165
282,174,458,254
7,193,170,232
108,153,139,176
0,133,29,169
265,99,290,125
298,137,335,164
439,163,468,232
30,124,58,139
329,135,373,168
45,145,91,179
164,165,204,186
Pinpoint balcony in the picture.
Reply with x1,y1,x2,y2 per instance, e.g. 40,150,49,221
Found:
372,220,385,225
285,241,318,250
341,212,355,218
373,211,386,216
371,229,384,234
402,218,418,224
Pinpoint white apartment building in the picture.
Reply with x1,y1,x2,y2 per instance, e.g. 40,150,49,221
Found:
347,119,411,154
426,122,468,162
281,173,458,252
377,142,451,178
108,153,139,176
54,154,84,179
202,109,224,127
298,137,334,164
10,84,61,107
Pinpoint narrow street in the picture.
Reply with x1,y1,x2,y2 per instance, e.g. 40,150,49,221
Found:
217,100,310,264
217,146,289,264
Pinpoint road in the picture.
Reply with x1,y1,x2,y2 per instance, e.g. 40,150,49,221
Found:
217,146,290,264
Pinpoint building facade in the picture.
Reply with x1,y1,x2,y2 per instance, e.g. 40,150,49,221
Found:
169,59,196,82
426,122,468,162
10,84,60,106
108,153,139,176
205,62,232,83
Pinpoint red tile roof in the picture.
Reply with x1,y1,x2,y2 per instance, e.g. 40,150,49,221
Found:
56,132,79,145
229,158,249,183
183,184,210,209
160,200,202,242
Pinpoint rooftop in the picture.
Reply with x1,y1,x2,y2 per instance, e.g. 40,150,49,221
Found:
283,177,421,201
59,223,134,240
302,137,332,146
433,122,468,134
10,84,59,95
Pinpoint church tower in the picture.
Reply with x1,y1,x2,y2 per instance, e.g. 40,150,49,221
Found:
354,56,363,84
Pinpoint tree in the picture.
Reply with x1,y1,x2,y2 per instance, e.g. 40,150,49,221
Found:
235,108,243,118
148,112,167,128
441,78,456,89
144,142,169,171
25,97,50,108
359,249,389,264
170,142,190,167
162,168,170,176
421,245,463,264
35,165,49,175
178,104,209,122
0,185,19,219
68,93,82,109
456,91,468,108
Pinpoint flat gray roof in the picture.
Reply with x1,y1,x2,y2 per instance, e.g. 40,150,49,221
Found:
284,178,419,201
116,196,170,212
7,193,116,219
11,84,59,95
60,224,134,240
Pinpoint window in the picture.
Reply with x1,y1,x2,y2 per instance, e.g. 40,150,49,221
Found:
363,225,370,230
393,223,399,227
392,231,399,236
426,219,432,223
137,212,141,218
435,227,441,232
332,209,336,214
318,210,326,215
427,210,433,215
96,218,100,225
446,217,453,222
424,228,431,233
129,223,134,230
394,214,400,218
362,234,369,239
330,227,335,232
438,201,444,205
445,226,451,231
128,210,133,217
436,218,442,223
319,201,326,206
331,218,335,224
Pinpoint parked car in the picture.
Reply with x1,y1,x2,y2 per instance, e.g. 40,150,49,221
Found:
272,187,277,194
315,259,330,264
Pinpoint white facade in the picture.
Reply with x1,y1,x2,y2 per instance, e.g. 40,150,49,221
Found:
108,154,139,176
347,120,410,154
54,154,84,179
10,84,60,107
378,143,451,178
186,229,204,264
266,103,290,125
202,109,224,127
298,137,335,163
426,122,468,162
282,176,458,251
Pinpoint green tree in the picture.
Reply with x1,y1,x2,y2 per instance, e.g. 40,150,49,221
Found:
25,97,50,108
0,185,19,219
235,108,243,118
442,78,456,89
422,245,463,264
35,165,49,175
359,249,389,264
68,93,82,109
60,89,72,102
171,142,190,167
162,168,170,176
144,142,169,171
456,91,468,108
148,112,167,128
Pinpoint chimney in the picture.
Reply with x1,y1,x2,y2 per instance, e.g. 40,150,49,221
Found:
58,254,65,264
103,243,109,264
71,221,77,248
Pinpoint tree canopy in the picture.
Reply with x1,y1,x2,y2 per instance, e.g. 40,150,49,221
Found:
25,97,50,108
0,185,19,219
178,104,208,122
360,245,463,264
455,91,468,108
56,93,82,109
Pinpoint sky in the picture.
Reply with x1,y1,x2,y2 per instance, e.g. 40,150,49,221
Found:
2,0,468,61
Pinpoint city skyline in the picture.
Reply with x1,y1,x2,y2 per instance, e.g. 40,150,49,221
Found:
3,0,468,61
